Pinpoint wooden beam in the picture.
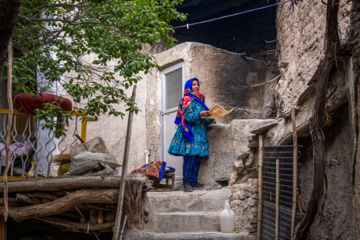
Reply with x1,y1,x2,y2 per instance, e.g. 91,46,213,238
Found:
0,189,118,222
0,176,125,192
257,135,263,240
113,85,137,240
0,216,6,240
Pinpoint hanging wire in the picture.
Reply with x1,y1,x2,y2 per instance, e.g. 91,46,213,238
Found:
171,0,292,30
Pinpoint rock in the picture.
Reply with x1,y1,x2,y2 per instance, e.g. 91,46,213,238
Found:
247,225,257,233
238,190,246,200
237,151,251,160
233,161,245,175
247,141,259,148
229,172,239,186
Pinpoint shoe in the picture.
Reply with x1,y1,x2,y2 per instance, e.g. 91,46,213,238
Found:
191,182,204,188
183,183,193,192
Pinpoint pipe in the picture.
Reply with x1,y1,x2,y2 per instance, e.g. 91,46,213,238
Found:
145,150,151,164
119,215,127,240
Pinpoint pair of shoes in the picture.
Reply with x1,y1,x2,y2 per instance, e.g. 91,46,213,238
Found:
191,182,204,188
183,183,193,192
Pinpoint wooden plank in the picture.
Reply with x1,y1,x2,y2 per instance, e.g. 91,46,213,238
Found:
250,121,278,135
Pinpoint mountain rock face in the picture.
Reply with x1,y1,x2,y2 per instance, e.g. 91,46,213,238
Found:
271,1,359,239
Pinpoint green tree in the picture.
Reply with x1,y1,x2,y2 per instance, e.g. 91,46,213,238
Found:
5,0,185,134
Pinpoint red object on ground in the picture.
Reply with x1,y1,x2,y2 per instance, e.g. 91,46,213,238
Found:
13,93,72,116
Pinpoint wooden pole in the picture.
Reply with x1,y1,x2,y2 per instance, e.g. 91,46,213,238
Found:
3,40,14,223
112,85,137,240
291,107,298,239
0,216,6,240
257,134,264,240
275,159,280,240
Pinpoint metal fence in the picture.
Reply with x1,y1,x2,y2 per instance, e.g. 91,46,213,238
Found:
0,109,89,177
260,146,302,240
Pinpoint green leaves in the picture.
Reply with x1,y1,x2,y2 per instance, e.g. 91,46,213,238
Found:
7,0,185,135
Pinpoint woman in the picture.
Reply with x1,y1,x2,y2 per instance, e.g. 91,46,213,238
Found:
168,78,214,192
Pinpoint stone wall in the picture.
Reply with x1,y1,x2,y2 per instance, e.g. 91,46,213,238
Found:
229,179,258,234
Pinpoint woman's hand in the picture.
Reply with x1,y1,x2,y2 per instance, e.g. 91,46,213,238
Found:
200,111,211,118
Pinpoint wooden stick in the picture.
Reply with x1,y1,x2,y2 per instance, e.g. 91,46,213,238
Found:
257,134,264,240
291,107,298,239
113,85,137,240
15,193,42,204
31,192,60,201
3,40,14,222
36,216,114,233
0,189,118,222
275,159,280,240
0,216,5,240
0,176,127,192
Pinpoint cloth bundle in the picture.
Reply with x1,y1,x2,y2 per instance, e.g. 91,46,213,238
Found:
131,161,166,179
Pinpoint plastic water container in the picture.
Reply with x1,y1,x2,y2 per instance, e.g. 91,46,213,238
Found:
219,200,235,233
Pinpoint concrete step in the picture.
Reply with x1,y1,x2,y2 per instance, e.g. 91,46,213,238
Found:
148,211,221,232
147,188,231,213
124,228,255,240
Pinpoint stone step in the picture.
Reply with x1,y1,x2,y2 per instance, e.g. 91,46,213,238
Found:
147,188,231,213
124,228,255,240
148,211,221,232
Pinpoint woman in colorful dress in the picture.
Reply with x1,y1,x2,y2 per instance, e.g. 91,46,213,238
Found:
168,78,214,192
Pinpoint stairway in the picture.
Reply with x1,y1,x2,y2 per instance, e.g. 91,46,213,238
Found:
124,188,255,239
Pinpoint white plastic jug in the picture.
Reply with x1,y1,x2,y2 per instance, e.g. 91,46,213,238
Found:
219,200,235,233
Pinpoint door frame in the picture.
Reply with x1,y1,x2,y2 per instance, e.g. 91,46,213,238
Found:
161,62,185,177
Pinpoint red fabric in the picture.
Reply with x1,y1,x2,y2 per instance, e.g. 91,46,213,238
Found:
14,93,72,116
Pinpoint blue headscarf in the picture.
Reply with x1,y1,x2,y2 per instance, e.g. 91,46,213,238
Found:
174,78,209,141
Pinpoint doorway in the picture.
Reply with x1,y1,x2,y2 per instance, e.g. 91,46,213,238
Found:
161,62,185,179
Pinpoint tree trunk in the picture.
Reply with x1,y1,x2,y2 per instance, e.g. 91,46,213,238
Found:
295,0,340,239
0,189,118,222
0,0,22,86
0,175,146,192
35,216,114,233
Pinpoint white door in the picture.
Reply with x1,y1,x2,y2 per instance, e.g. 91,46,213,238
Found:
162,63,185,179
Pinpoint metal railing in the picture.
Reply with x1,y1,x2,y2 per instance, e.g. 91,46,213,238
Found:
0,109,90,178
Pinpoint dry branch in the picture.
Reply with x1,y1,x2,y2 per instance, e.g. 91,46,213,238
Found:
31,192,60,201
0,176,122,192
15,193,41,204
0,189,118,222
36,216,113,233
3,40,14,222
